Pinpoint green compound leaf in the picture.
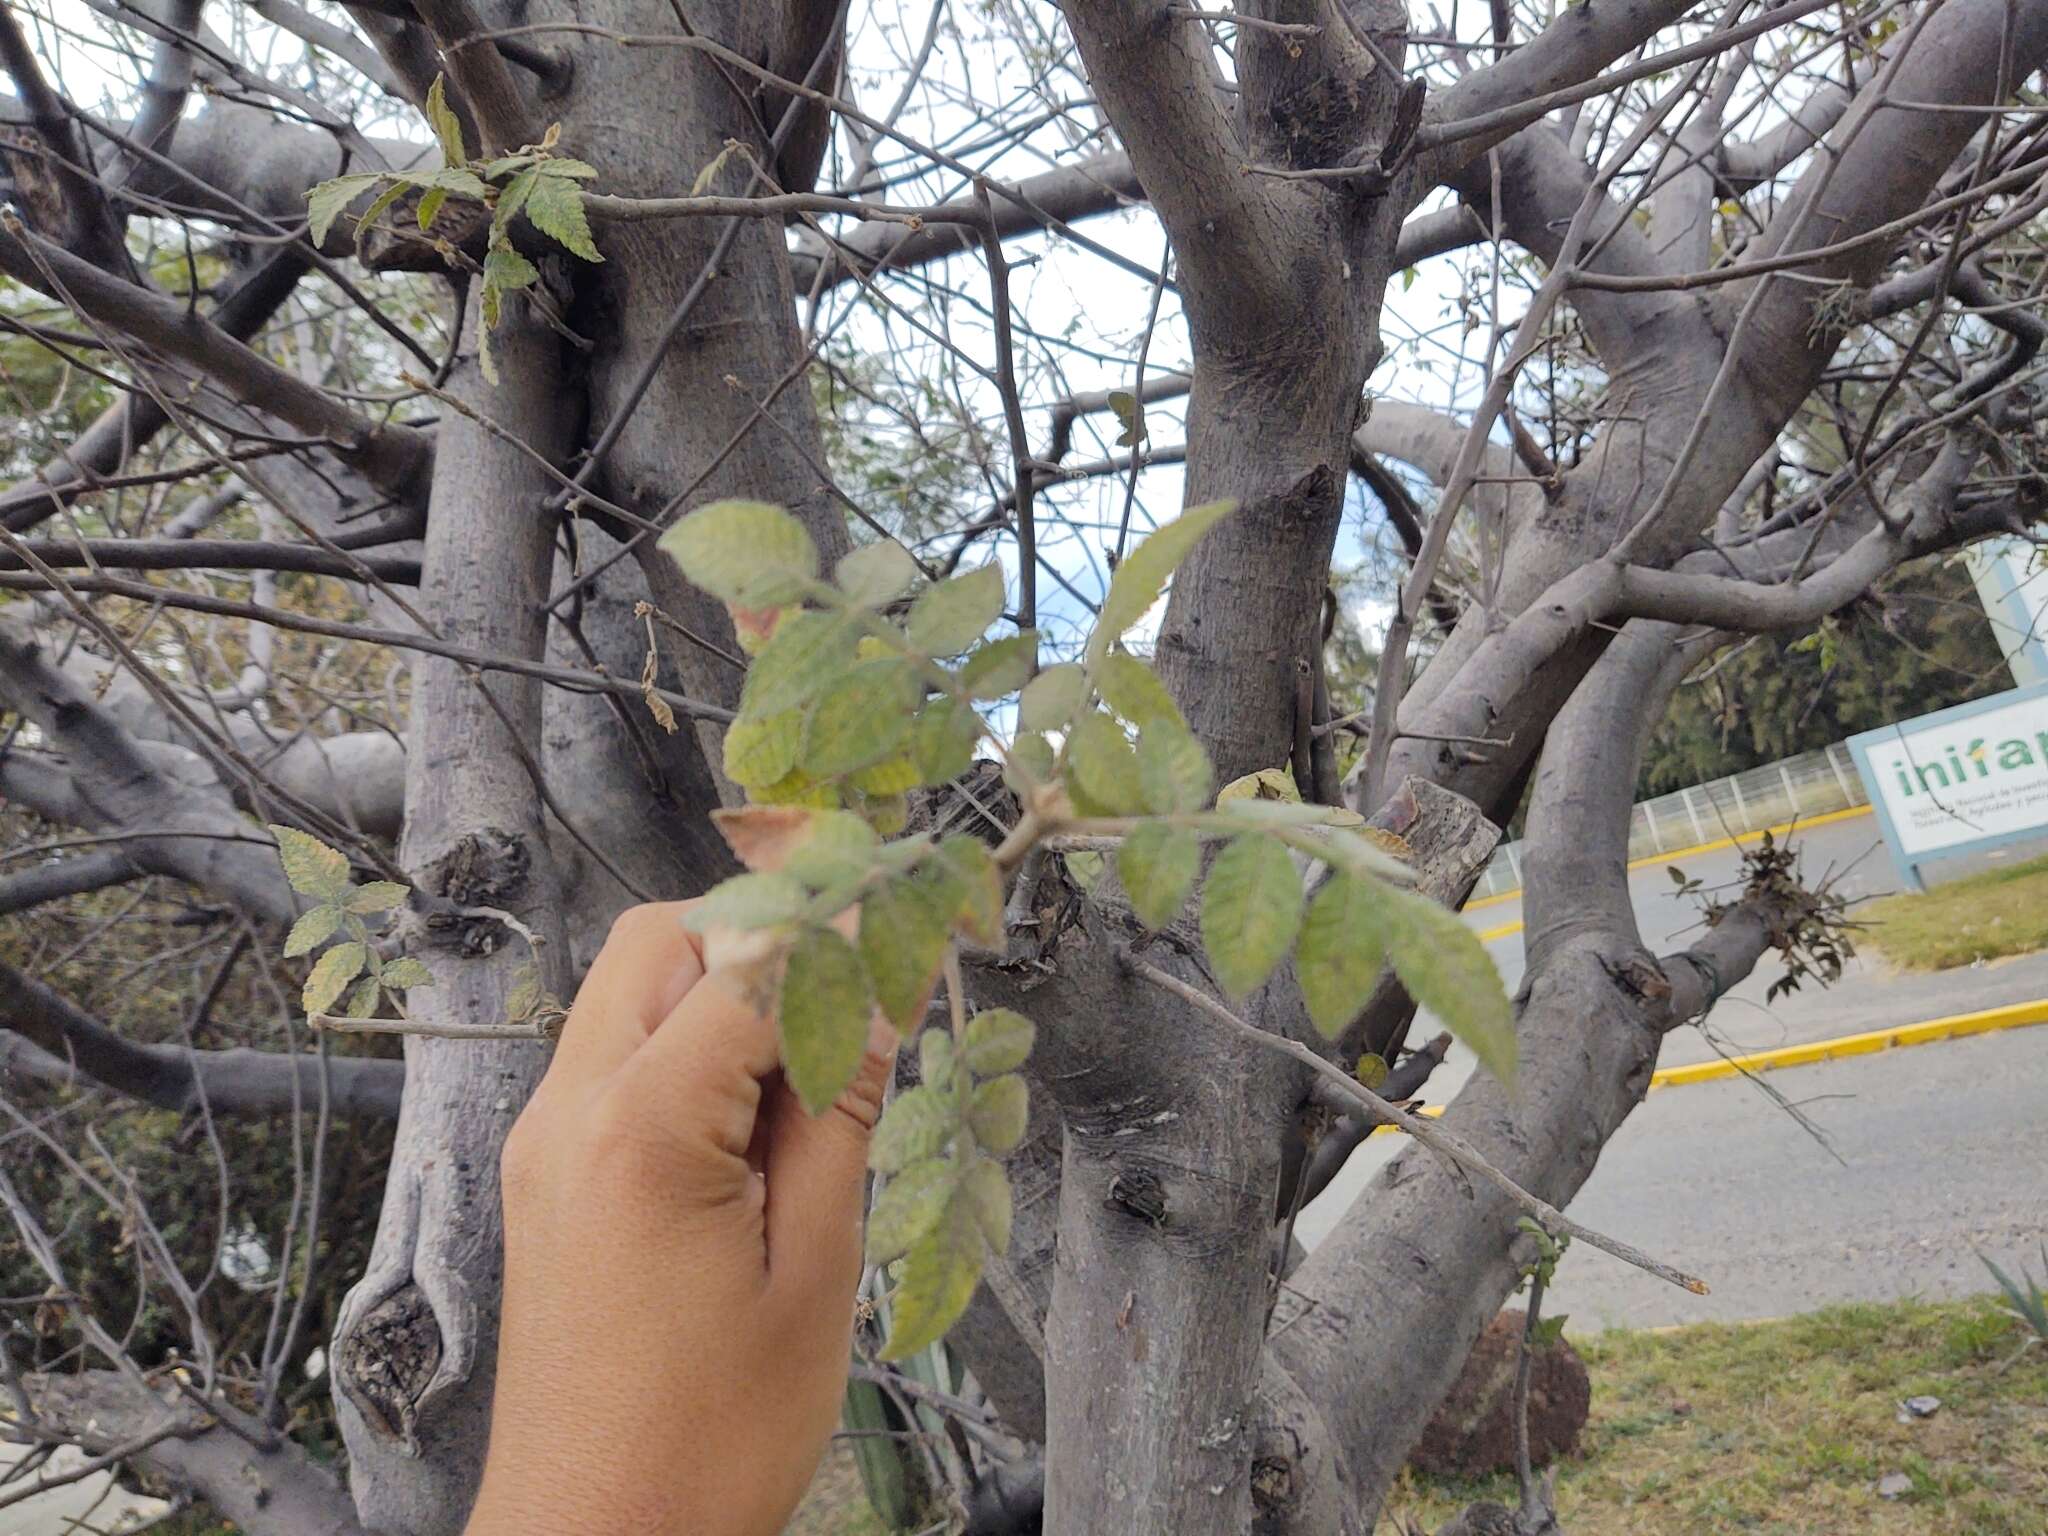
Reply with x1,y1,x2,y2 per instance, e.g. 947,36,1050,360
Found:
961,1158,1013,1256
1137,717,1212,814
1086,500,1235,669
911,696,980,785
776,809,881,889
1295,873,1391,1038
492,165,541,246
865,1157,958,1267
741,610,860,719
1117,822,1200,930
778,926,876,1116
1200,833,1304,997
524,166,602,261
681,871,809,931
958,631,1037,701
282,905,342,959
836,542,920,606
1383,885,1517,1086
659,499,819,608
1018,661,1089,732
870,1082,956,1172
302,941,367,1016
305,173,383,246
879,1195,983,1360
1096,649,1183,728
1005,730,1055,796
345,881,410,914
1064,712,1143,815
960,1008,1036,1076
341,976,383,1019
803,660,917,778
724,708,804,790
966,1073,1029,1153
859,873,955,1030
906,563,1004,656
936,837,1003,944
425,74,467,167
381,956,435,991
270,825,352,901
918,1029,956,1095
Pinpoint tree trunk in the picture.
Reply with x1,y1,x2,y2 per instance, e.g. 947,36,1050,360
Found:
330,304,574,1536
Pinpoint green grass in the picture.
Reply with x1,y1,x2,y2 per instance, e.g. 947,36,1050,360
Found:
1386,1297,2048,1535
1860,851,2048,970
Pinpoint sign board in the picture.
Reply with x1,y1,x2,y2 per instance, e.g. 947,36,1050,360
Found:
1848,680,2048,890
1964,537,2048,687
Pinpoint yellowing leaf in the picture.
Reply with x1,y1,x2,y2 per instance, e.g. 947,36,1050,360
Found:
1086,500,1235,668
777,927,875,1116
912,697,979,784
967,1073,1029,1153
918,1029,956,1095
866,1158,957,1267
960,1008,1035,1076
836,542,920,606
1018,662,1088,732
852,754,921,796
906,563,1004,656
1200,834,1303,997
302,941,367,1016
382,956,434,990
936,837,1002,944
1097,650,1183,728
1295,874,1390,1037
870,1082,955,1172
724,709,803,789
282,905,341,958
346,881,410,914
341,976,383,1019
960,1159,1013,1255
803,660,917,778
1117,822,1199,930
1064,712,1142,815
958,631,1037,700
270,825,351,900
1217,767,1300,805
742,609,860,718
879,1196,983,1360
681,870,809,931
1137,717,1212,814
660,500,818,608
859,872,954,1029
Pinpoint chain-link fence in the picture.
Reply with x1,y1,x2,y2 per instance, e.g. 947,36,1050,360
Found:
1468,742,1870,901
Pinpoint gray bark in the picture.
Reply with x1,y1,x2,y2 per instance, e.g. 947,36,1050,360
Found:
329,298,571,1536
1,959,404,1120
16,1371,367,1536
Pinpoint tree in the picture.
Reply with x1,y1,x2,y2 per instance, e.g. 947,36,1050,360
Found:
2,3,2045,1535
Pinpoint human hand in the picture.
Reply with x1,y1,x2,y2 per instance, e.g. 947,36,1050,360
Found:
464,902,896,1536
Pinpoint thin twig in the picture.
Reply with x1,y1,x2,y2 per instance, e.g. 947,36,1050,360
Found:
1121,954,1710,1295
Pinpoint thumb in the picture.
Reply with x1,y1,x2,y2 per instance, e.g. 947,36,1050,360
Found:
764,1011,896,1301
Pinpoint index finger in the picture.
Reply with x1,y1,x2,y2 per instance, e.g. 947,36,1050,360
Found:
546,902,706,1091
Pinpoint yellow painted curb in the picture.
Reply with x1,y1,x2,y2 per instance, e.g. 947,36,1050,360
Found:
1463,804,1876,936
1366,992,2048,1135
1647,995,2048,1089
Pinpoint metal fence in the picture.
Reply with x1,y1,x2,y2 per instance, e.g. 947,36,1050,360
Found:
1468,741,1871,901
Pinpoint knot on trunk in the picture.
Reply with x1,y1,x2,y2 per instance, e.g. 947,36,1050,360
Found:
420,829,532,953
335,1280,443,1447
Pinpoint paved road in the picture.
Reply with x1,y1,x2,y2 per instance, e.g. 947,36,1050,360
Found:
1297,809,2048,1325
